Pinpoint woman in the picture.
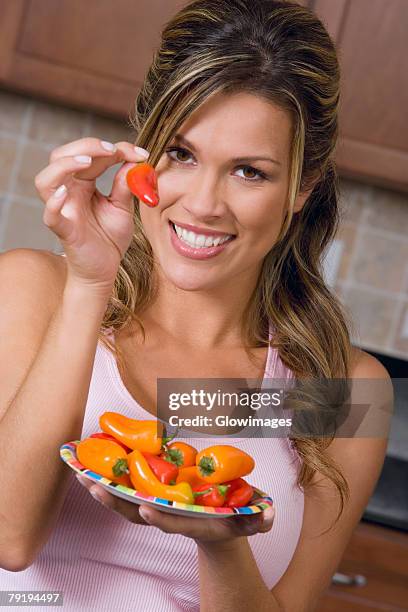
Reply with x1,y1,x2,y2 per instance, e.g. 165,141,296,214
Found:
0,1,392,610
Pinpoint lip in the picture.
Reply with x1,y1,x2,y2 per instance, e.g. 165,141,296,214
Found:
170,219,235,238
168,221,235,260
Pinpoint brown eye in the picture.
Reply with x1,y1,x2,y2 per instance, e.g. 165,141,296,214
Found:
242,167,257,179
166,147,192,163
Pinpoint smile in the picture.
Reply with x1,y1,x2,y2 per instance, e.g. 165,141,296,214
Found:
168,221,236,260
171,222,235,248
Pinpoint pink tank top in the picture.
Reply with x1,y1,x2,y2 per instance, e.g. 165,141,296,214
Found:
1,326,304,611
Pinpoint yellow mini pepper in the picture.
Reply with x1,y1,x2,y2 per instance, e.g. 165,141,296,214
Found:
128,449,194,504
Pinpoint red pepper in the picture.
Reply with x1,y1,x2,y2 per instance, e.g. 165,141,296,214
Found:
192,483,230,507
90,432,131,453
126,162,159,207
223,478,254,508
142,452,179,485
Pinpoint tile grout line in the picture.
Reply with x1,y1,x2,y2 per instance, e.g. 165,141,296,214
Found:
0,101,35,249
336,278,405,300
339,189,407,354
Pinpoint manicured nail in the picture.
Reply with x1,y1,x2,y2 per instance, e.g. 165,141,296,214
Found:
90,488,104,504
134,146,150,159
74,155,92,164
260,507,275,531
54,184,67,198
101,140,116,152
139,506,152,522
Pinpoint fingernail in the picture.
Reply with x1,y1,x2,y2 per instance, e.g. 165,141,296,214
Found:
76,474,88,486
54,184,67,198
134,146,150,159
74,155,92,164
260,507,275,530
101,140,116,152
90,488,103,504
139,506,152,522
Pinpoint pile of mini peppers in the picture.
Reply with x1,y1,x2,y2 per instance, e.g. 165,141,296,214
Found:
75,411,255,508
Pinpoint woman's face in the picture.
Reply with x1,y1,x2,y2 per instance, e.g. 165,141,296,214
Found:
140,91,307,292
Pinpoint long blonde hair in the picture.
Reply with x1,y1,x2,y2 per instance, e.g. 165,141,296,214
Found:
100,0,356,529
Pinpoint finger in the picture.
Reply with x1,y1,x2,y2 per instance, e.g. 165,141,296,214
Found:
108,162,139,212
42,184,74,241
89,484,149,525
35,155,94,202
49,136,148,164
76,476,149,524
69,141,151,182
48,138,150,183
36,140,150,201
138,505,201,538
257,506,275,533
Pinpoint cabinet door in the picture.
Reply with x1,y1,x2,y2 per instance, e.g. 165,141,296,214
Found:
0,0,187,117
316,522,408,610
313,0,408,192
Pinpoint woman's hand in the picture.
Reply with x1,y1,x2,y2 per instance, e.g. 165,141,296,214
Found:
34,137,150,292
76,475,275,543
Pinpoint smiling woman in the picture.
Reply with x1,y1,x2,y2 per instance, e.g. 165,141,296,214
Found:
0,0,392,611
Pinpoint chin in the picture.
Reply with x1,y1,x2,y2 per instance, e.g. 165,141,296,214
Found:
160,267,219,292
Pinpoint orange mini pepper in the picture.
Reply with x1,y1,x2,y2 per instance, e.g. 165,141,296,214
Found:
160,441,197,467
126,162,159,207
128,449,193,504
175,465,208,488
76,438,132,488
99,412,163,455
196,445,255,484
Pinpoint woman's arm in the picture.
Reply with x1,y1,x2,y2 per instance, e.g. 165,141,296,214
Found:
197,537,283,612
196,350,393,612
0,250,112,570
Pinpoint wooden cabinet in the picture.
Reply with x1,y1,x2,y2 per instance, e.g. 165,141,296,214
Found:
312,0,408,193
0,0,187,118
0,0,407,192
316,522,408,611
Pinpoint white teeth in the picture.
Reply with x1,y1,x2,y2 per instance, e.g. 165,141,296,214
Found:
173,223,233,248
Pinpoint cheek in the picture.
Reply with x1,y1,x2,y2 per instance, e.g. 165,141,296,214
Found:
238,194,286,236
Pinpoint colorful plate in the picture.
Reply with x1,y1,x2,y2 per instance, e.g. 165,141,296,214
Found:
60,440,273,519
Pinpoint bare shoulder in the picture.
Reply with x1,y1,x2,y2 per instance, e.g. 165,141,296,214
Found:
0,248,67,309
350,345,391,380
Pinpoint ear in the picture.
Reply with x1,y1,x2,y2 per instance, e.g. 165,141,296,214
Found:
293,174,321,213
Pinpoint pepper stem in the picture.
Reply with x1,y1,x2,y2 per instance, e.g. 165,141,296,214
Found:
162,426,180,447
193,488,213,497
112,458,129,477
197,456,215,477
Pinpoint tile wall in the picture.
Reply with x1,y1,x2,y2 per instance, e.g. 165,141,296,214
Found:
0,89,407,359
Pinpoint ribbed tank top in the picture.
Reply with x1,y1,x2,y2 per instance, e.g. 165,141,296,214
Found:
1,325,304,612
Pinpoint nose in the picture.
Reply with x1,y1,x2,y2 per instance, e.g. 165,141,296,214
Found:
182,170,227,221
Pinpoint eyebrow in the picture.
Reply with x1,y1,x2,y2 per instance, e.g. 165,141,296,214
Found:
172,134,282,167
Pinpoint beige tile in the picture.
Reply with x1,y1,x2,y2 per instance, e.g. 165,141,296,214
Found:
351,230,408,293
2,198,58,251
28,100,86,145
14,143,51,199
336,222,358,281
88,114,135,145
0,135,18,192
391,301,408,356
364,185,408,236
0,90,29,133
338,178,369,224
344,286,398,347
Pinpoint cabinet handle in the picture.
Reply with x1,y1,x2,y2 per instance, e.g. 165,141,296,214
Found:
331,572,367,586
